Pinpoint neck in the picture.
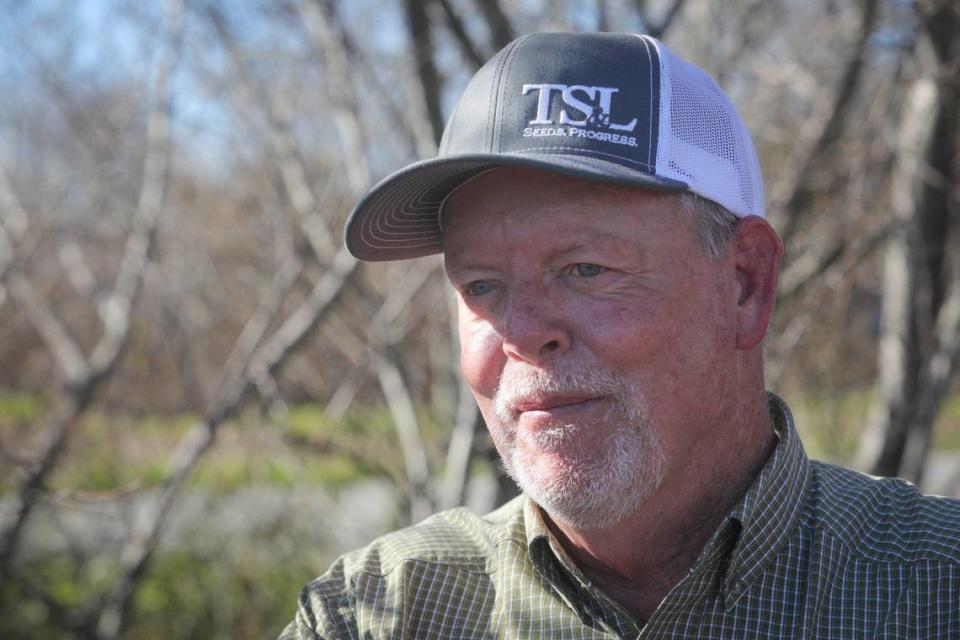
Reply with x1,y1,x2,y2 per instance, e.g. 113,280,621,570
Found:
544,390,775,623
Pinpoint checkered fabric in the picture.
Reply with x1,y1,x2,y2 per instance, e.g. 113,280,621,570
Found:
279,394,960,639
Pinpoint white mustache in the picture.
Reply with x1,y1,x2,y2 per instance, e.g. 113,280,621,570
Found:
494,365,627,419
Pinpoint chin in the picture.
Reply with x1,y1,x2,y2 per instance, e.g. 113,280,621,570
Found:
504,429,668,530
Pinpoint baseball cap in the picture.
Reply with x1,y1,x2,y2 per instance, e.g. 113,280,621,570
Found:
345,32,765,262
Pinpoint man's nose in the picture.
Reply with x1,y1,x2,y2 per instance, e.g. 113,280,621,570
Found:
500,292,571,364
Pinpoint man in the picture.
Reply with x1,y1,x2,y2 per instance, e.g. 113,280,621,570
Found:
281,32,960,639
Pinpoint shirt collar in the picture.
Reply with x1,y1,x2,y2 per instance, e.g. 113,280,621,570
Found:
720,392,810,606
522,391,810,611
524,497,624,627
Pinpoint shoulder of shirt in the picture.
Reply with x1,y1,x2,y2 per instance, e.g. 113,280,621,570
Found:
328,495,527,580
809,460,960,564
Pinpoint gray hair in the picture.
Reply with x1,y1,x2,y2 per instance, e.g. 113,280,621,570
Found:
677,192,741,260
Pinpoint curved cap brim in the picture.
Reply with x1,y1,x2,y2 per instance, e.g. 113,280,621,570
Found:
344,152,688,262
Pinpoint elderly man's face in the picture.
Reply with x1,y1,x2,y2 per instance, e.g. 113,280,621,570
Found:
442,167,740,529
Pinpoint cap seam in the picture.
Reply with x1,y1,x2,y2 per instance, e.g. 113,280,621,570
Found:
646,35,670,179
638,35,657,166
498,35,530,151
485,46,505,154
490,35,528,154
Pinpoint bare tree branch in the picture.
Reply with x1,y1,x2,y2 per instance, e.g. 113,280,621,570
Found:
775,0,879,245
282,431,395,478
213,256,303,402
474,0,514,51
6,274,90,385
298,0,372,194
632,0,688,38
93,242,360,639
0,164,29,239
246,249,358,389
335,20,437,159
778,220,895,306
436,0,487,69
324,365,364,419
901,268,960,483
0,399,82,581
94,248,356,638
439,375,482,509
856,2,959,476
596,0,609,31
305,261,445,518
206,6,337,260
0,0,183,579
403,0,445,146
655,0,688,37
0,175,89,384
374,348,433,522
88,17,180,379
58,241,97,297
94,418,215,640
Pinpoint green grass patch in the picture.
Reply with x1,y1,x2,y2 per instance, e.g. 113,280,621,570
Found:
192,456,255,492
8,390,960,503
790,389,960,460
286,403,329,438
1,547,323,640
300,455,368,486
287,403,401,440
134,412,198,436
933,394,960,450
0,391,46,424
789,388,874,463
129,550,317,640
47,412,197,494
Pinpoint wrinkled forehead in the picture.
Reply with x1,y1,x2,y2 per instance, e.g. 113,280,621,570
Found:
440,166,695,271
439,165,684,240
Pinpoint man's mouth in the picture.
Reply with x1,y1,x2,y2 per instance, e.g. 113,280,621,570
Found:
513,394,603,415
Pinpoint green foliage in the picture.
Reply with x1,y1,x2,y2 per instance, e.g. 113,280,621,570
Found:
0,391,46,424
128,549,310,640
6,394,959,640
192,456,256,492
933,395,960,450
288,403,400,440
0,580,69,640
0,549,321,640
286,403,330,438
300,455,367,486
789,389,874,462
46,412,193,495
790,389,960,461
0,555,117,639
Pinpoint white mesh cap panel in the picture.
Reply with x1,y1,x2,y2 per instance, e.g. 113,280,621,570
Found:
654,42,765,218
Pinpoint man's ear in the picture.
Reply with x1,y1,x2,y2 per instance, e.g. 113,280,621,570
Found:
733,217,783,350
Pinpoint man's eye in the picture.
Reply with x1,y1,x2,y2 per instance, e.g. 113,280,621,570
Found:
465,280,493,297
572,263,606,277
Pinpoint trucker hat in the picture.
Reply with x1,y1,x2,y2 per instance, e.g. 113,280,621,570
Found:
344,32,765,262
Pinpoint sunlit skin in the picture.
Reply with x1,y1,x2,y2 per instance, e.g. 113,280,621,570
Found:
442,166,784,622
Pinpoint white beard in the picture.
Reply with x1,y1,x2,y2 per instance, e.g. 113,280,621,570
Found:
492,364,667,530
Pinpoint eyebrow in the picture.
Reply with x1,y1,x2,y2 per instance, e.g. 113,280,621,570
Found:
444,229,644,275
549,241,591,260
444,262,498,282
547,233,641,261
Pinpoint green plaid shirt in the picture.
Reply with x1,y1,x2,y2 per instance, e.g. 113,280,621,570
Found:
280,394,960,639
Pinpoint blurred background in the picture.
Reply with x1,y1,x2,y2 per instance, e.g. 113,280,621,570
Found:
0,0,958,638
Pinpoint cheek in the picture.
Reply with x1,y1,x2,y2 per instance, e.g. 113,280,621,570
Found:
565,297,663,364
459,318,504,402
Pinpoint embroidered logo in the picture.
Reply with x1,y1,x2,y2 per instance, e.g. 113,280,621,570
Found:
521,83,639,147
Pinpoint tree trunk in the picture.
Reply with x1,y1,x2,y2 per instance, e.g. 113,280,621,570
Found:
856,4,959,480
